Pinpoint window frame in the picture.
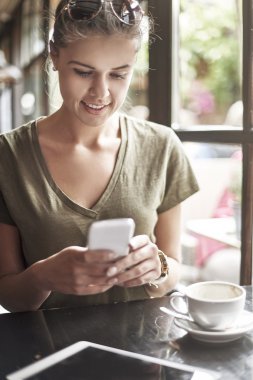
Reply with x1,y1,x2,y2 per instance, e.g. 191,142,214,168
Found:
148,0,253,285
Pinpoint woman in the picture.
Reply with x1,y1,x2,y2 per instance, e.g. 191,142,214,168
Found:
0,0,198,312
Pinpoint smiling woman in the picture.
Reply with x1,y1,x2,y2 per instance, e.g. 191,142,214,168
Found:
50,35,137,127
0,0,199,312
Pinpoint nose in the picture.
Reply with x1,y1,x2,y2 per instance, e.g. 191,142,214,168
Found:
89,75,110,100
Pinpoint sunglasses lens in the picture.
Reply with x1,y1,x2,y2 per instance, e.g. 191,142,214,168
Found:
66,0,143,24
112,1,143,24
68,0,101,20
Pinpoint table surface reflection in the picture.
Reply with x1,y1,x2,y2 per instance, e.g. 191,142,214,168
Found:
0,286,252,380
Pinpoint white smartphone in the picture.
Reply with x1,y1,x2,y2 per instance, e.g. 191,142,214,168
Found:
88,218,135,257
6,341,219,380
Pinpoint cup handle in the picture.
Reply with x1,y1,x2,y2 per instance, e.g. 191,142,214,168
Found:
169,292,189,316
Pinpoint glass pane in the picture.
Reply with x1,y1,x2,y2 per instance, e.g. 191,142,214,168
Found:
20,0,45,67
125,0,149,120
181,143,242,285
173,0,242,128
21,59,45,124
0,88,12,133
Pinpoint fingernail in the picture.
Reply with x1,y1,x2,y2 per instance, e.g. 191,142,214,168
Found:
106,266,118,277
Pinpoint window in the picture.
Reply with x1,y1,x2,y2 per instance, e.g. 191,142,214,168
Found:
18,0,47,125
126,0,149,119
148,0,253,285
20,0,45,67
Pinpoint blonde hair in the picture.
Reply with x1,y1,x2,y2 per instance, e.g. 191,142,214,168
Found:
52,0,151,50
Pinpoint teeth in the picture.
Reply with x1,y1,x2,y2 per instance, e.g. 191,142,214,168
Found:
85,103,107,110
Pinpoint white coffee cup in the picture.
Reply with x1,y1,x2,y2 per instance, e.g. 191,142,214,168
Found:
169,281,246,330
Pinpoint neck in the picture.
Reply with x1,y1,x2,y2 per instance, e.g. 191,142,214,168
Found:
37,109,121,146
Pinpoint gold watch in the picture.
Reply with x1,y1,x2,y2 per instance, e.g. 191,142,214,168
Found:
148,250,169,288
157,250,169,278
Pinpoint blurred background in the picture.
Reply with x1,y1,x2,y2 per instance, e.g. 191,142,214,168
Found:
0,0,252,287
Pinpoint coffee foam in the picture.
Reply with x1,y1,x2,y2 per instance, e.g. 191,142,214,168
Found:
189,283,242,301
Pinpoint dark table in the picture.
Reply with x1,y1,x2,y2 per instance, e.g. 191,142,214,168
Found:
0,286,252,380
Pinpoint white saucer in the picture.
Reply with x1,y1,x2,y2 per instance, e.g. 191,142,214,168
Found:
174,310,253,344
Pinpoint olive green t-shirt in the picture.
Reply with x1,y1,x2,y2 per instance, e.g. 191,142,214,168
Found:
0,114,199,309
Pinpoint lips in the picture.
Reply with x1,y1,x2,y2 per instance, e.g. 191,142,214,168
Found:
85,103,106,110
82,101,110,110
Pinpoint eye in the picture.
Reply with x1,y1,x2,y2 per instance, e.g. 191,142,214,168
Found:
110,72,128,80
73,68,92,78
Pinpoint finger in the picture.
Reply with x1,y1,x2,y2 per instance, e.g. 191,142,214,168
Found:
119,269,158,288
81,264,112,277
58,255,112,278
129,235,150,250
107,243,157,276
84,250,118,263
59,275,117,294
115,258,159,284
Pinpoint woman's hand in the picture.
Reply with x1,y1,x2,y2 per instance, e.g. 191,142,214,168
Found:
36,235,160,296
105,235,161,287
36,246,119,296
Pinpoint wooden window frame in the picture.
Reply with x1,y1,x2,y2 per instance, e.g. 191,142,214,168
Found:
148,0,253,285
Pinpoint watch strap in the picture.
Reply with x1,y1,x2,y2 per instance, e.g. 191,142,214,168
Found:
148,250,169,288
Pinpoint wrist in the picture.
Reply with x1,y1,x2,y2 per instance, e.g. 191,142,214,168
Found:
148,250,169,288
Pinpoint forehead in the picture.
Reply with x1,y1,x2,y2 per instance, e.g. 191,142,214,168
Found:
58,35,138,69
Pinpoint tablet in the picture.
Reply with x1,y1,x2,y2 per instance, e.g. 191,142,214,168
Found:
6,341,219,380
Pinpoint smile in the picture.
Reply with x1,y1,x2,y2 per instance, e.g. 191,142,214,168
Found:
83,102,109,110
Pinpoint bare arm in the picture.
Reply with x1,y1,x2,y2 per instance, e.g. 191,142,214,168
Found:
0,205,182,311
0,224,118,312
145,204,182,297
0,223,51,311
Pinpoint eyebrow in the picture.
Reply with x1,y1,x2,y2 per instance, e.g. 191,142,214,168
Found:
67,60,131,70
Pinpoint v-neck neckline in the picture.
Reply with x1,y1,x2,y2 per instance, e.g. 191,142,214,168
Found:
31,114,128,217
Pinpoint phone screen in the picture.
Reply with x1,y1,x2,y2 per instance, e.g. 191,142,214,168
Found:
25,346,195,380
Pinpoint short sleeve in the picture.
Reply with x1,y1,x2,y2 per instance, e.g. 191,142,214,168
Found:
157,131,199,213
0,191,15,225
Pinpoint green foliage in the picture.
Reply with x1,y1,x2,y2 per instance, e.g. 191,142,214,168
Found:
180,0,241,115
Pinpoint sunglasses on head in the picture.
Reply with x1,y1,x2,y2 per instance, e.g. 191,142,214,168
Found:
64,0,144,25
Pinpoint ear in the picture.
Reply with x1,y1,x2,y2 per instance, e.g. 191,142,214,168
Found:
49,40,58,57
49,40,59,70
